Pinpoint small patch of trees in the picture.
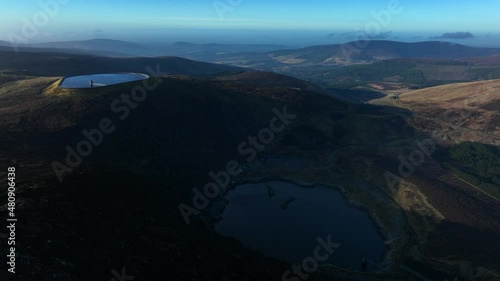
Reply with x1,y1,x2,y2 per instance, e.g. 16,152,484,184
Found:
437,142,500,199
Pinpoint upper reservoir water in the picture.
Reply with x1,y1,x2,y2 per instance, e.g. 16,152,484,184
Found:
59,73,149,88
214,181,386,270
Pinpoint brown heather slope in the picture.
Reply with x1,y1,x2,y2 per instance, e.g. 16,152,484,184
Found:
398,79,500,145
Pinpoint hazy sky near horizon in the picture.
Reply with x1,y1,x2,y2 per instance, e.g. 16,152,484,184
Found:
1,0,500,45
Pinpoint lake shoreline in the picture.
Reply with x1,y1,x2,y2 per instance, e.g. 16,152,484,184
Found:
206,175,396,272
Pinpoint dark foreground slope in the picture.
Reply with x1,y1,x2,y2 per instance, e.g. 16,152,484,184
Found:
0,69,499,281
0,75,341,281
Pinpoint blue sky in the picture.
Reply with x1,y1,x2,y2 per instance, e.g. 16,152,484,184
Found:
1,0,500,45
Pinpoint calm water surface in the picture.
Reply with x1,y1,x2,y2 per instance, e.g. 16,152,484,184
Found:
59,73,148,88
214,181,386,269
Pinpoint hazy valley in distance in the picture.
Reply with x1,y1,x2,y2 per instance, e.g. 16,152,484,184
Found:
1,1,500,281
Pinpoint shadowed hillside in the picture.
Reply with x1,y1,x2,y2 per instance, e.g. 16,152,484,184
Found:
0,68,499,280
0,50,243,78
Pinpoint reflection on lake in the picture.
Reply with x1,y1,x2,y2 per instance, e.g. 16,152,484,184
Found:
215,181,386,270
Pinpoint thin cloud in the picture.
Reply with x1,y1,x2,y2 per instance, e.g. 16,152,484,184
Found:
370,31,393,39
139,17,300,24
330,31,393,40
430,32,474,39
89,29,104,36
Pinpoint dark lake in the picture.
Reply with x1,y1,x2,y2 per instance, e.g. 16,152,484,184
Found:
214,181,386,270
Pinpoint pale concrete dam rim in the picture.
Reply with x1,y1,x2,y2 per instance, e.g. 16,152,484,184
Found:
58,73,150,89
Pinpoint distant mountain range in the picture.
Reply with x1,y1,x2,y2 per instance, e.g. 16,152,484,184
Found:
268,40,500,63
0,49,243,77
0,39,153,57
0,38,287,58
31,39,153,57
5,39,500,62
202,40,500,90
4,38,500,95
209,40,500,69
